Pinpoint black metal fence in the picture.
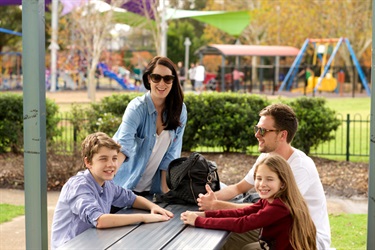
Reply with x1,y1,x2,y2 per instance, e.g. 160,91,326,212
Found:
55,113,370,162
309,113,370,161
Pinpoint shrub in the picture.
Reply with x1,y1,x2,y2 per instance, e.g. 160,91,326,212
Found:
287,97,341,155
86,93,142,135
0,94,60,154
183,93,270,152
79,92,339,155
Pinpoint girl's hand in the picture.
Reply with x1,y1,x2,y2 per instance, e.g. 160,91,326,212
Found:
180,210,205,226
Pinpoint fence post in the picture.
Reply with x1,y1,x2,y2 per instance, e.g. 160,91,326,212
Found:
346,114,350,161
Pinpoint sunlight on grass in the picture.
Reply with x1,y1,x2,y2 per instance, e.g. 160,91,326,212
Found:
272,96,370,162
0,204,25,223
330,214,367,250
325,97,370,118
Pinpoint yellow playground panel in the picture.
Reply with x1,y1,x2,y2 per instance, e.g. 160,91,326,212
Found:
292,73,337,94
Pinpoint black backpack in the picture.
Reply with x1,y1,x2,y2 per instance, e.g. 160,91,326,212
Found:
157,152,221,205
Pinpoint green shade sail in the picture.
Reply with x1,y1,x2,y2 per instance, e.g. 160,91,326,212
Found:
113,8,251,37
168,9,251,37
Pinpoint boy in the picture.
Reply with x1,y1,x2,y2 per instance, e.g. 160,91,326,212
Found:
51,132,173,249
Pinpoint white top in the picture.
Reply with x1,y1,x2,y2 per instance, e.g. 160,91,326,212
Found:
244,148,331,250
134,130,170,192
188,67,196,80
194,65,205,82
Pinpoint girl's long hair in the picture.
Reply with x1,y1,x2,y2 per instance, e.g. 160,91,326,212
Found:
254,155,317,250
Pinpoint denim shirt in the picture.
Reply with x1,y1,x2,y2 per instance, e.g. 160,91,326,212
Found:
113,91,187,194
51,170,136,249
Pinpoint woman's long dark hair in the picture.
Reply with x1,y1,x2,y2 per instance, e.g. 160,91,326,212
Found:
142,56,184,130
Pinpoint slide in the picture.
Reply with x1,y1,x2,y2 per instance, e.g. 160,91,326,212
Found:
98,63,136,90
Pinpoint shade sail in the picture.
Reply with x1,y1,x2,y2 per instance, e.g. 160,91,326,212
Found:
120,0,154,19
0,0,51,5
181,11,250,37
197,44,300,57
114,8,251,37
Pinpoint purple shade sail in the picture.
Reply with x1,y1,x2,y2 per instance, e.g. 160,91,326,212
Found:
0,0,51,5
0,0,155,19
120,0,155,19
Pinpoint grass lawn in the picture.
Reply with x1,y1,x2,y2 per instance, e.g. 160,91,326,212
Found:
272,96,370,117
0,203,368,249
330,214,367,250
0,204,24,223
272,96,371,162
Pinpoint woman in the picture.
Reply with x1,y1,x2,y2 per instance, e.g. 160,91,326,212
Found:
113,56,187,195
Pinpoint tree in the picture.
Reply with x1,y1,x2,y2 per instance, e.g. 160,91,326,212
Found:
167,20,207,64
246,0,372,77
0,6,22,52
67,0,127,102
204,0,372,84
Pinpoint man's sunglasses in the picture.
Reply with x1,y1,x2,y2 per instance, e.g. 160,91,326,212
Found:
149,73,175,84
254,125,280,136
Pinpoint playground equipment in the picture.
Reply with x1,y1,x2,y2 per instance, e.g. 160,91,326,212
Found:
278,38,371,96
97,62,136,90
0,52,22,90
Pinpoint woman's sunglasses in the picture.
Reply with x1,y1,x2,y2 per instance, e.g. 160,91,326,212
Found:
150,73,175,84
254,125,280,137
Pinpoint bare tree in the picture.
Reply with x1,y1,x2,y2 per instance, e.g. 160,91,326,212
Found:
125,0,163,55
68,0,128,102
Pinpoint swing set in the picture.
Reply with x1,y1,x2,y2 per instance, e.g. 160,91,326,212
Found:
278,37,371,96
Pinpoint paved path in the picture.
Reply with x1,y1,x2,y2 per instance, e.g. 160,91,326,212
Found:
0,189,369,250
0,189,60,250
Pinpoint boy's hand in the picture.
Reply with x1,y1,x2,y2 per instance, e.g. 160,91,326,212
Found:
143,214,171,223
150,206,174,218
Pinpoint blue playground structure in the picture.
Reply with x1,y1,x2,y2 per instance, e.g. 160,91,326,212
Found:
278,37,371,96
0,27,22,36
97,62,136,91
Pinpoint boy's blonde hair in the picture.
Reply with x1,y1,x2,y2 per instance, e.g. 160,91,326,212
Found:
81,132,121,166
254,155,317,250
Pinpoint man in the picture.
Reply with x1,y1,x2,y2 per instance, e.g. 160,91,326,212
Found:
194,61,205,94
197,103,331,250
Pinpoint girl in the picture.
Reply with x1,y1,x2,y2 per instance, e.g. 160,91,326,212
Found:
181,155,316,250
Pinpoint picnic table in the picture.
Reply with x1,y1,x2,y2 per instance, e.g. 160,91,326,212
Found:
57,201,230,250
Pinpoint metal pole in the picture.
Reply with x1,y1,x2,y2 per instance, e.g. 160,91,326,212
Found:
160,0,167,56
49,0,59,92
367,1,375,248
346,114,350,162
221,55,225,92
184,37,191,86
274,56,280,95
22,0,48,249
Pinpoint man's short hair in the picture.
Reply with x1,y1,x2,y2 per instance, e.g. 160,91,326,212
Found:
259,103,298,143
